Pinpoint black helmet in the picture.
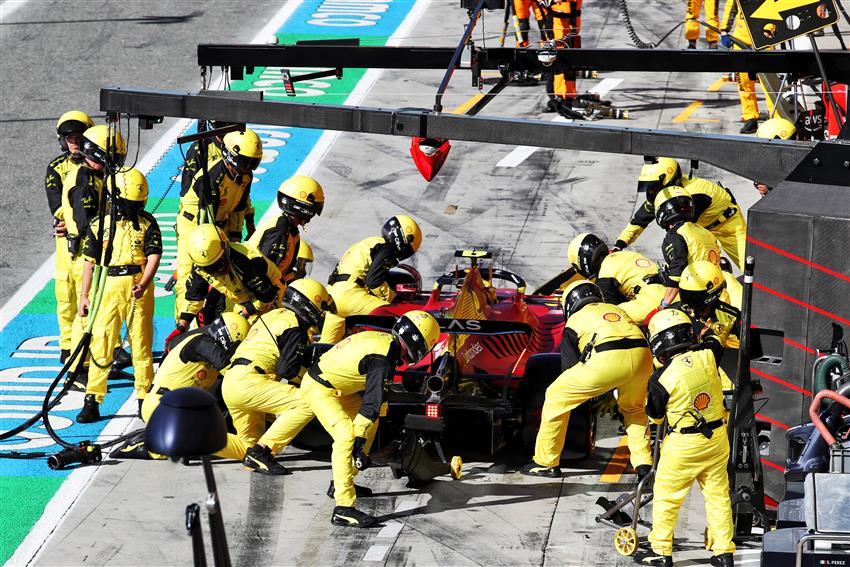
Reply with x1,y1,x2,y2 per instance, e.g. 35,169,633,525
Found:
381,215,422,260
561,280,603,320
654,187,695,230
282,278,335,328
567,232,608,278
647,309,694,363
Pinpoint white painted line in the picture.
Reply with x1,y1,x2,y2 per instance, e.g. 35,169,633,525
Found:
0,0,29,22
736,559,760,564
394,500,421,513
589,78,623,98
11,352,60,359
376,520,404,539
363,544,391,562
496,116,571,168
735,548,761,555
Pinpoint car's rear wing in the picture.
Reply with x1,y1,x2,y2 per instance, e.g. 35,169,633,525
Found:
345,315,532,336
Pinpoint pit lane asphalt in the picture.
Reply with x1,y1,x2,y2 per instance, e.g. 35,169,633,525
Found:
8,0,778,565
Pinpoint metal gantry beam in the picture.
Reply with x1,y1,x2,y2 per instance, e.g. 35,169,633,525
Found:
196,44,850,82
97,86,849,188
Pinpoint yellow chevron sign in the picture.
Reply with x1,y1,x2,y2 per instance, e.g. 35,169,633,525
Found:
752,0,820,20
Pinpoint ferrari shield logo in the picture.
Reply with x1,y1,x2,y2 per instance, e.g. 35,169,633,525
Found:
683,356,693,367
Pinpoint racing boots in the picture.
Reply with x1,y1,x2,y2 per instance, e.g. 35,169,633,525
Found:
75,395,100,423
633,549,673,566
710,553,734,566
243,445,289,475
331,506,379,528
327,481,374,499
520,461,562,478
740,118,759,134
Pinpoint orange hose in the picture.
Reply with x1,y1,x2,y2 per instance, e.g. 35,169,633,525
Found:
809,389,850,446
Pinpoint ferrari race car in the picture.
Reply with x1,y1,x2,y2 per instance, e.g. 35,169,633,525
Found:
349,250,597,483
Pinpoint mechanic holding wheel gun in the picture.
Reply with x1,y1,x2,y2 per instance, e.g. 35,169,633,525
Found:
521,280,654,481
319,215,423,344
634,309,735,567
75,168,161,423
303,310,440,528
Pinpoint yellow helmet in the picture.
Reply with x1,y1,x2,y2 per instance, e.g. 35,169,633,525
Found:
393,310,440,364
567,233,608,278
56,111,94,149
679,260,726,313
382,214,422,260
654,186,695,230
297,240,314,262
283,277,335,328
81,125,127,168
221,129,263,173
188,225,229,273
638,157,681,202
647,308,694,363
561,279,603,320
208,312,250,352
756,117,796,140
277,176,325,219
114,168,149,202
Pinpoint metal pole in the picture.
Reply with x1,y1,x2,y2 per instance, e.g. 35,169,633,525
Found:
810,33,846,129
434,0,486,113
202,456,231,567
185,503,207,567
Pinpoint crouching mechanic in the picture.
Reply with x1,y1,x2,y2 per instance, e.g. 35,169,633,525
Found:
303,310,440,527
617,157,746,269
111,313,250,460
223,278,335,475
320,215,423,343
75,168,161,423
168,225,282,347
679,260,741,349
653,187,721,309
567,233,665,325
248,176,324,284
636,309,735,567
522,280,653,479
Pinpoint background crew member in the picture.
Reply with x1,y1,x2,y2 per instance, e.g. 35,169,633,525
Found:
223,278,335,475
721,0,762,134
522,280,653,479
320,215,423,344
174,129,262,325
513,0,550,47
111,313,250,460
545,0,582,116
616,157,745,269
75,168,161,423
47,111,95,362
303,311,440,527
248,175,324,284
685,0,719,49
62,125,128,384
636,309,735,567
567,233,665,325
168,225,282,347
653,187,722,308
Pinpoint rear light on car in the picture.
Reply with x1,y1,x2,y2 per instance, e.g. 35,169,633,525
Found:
425,403,441,419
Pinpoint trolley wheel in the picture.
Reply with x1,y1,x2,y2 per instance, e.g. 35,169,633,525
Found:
614,526,638,556
450,455,463,480
704,526,714,551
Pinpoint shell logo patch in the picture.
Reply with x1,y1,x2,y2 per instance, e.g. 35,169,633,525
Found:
248,327,259,338
196,369,208,381
708,250,720,264
228,322,239,333
682,356,693,367
635,258,652,268
299,190,307,198
603,312,621,322
694,392,711,411
315,294,322,303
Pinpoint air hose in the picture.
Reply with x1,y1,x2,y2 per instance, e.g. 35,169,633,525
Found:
815,353,850,398
618,0,656,49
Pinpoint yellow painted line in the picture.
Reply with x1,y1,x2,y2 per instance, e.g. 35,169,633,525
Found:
600,435,631,483
673,100,703,123
687,118,721,123
707,77,727,92
451,93,485,115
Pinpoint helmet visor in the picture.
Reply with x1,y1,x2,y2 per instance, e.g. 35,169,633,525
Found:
224,148,261,173
393,318,428,364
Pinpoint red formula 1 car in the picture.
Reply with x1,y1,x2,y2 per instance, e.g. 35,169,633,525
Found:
348,250,597,483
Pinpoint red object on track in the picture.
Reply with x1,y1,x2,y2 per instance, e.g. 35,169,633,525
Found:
410,137,451,181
